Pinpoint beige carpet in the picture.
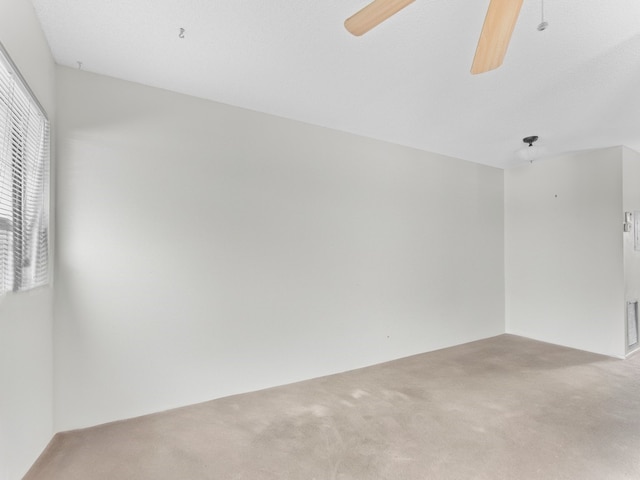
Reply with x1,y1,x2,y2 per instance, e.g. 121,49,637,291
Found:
25,335,640,479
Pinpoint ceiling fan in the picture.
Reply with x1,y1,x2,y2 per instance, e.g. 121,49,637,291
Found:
344,0,524,74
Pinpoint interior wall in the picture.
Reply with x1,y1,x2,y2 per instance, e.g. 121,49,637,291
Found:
622,147,640,355
0,0,55,478
505,147,625,357
54,66,505,431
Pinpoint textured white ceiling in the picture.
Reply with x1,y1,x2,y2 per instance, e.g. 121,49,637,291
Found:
31,0,640,168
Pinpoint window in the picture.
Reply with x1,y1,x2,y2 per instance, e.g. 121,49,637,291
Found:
0,43,50,294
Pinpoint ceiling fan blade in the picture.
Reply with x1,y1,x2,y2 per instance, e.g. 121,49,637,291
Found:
345,0,415,36
471,0,524,75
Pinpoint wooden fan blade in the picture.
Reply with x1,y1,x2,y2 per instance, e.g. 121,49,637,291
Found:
471,0,524,75
345,0,415,36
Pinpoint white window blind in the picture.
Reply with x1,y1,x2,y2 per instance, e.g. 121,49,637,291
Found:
0,43,50,294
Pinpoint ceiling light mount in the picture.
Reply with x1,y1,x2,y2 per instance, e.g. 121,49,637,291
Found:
523,135,539,146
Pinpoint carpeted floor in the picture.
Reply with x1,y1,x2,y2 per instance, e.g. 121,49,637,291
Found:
25,335,640,479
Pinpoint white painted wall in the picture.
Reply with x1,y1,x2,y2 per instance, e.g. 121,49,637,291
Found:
622,147,640,355
505,147,626,357
54,66,505,431
0,0,56,478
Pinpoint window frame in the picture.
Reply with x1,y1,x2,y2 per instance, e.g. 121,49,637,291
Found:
0,41,50,294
